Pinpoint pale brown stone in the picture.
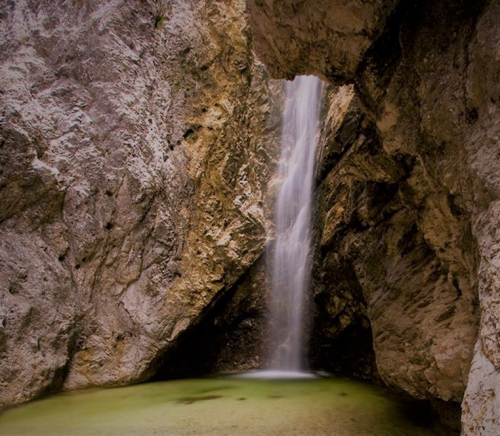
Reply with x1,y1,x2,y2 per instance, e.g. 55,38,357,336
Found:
247,0,500,432
0,0,279,405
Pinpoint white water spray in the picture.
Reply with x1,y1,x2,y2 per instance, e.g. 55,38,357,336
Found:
268,75,322,373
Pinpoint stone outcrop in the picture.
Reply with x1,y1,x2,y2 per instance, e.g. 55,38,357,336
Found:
310,82,478,406
0,0,279,405
3,1,500,434
246,0,399,81
151,256,269,379
248,0,500,433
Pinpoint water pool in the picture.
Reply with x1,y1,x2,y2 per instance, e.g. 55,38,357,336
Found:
0,376,456,435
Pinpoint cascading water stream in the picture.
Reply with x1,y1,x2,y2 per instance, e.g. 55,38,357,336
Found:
268,75,322,373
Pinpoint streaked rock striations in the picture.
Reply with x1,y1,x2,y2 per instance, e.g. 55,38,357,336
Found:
3,0,500,433
0,0,279,405
308,82,478,416
248,0,500,433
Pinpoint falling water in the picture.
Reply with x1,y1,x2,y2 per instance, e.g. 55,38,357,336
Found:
268,75,322,372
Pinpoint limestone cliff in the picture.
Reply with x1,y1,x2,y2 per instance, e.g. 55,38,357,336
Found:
248,0,499,433
0,0,279,405
4,2,500,435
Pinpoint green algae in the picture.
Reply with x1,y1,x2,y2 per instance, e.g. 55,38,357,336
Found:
0,377,455,436
176,395,223,404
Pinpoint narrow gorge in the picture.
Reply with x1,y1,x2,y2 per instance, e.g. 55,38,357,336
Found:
1,0,500,435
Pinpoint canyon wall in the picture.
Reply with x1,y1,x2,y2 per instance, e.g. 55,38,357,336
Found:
248,0,499,434
0,0,279,405
3,1,500,434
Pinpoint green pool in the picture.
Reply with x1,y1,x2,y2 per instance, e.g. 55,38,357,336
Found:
0,375,456,435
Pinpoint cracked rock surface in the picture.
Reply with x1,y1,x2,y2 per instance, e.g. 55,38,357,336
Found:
248,0,500,432
0,0,279,405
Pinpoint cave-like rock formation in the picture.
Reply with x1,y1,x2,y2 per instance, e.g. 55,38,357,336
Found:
3,0,500,434
0,0,279,405
248,0,499,433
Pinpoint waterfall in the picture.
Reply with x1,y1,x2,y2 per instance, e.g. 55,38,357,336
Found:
268,75,322,373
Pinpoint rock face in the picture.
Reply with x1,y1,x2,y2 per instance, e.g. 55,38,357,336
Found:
248,0,500,433
246,0,399,81
151,256,270,379
0,0,279,405
3,2,500,435
310,83,478,405
309,85,379,381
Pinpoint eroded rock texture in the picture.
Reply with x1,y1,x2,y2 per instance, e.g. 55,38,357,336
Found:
150,256,269,379
0,0,279,405
310,83,478,406
246,0,399,81
248,0,500,433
